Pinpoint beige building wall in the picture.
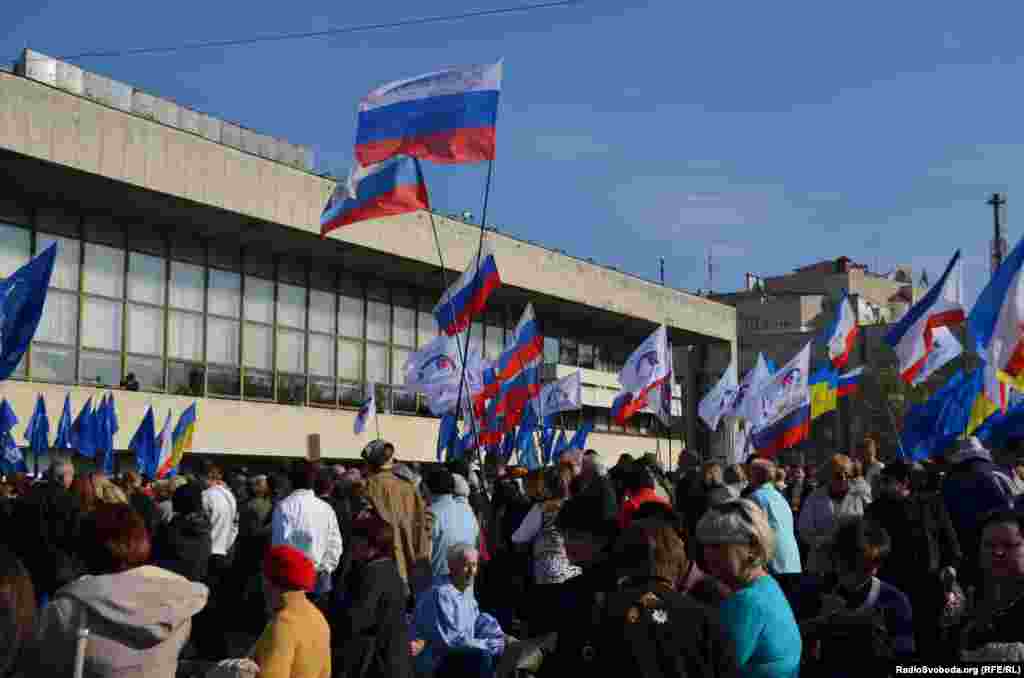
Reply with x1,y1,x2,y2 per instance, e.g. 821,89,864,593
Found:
2,379,679,468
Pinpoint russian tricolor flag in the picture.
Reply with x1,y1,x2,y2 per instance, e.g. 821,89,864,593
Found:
355,61,502,167
826,291,859,369
321,156,429,237
434,240,501,336
751,342,812,458
885,251,965,384
837,367,863,398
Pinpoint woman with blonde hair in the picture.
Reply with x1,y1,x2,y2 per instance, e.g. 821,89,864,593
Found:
91,473,129,505
698,499,802,677
798,454,871,574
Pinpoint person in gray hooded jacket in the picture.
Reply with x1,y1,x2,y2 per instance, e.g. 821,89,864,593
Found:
25,503,208,678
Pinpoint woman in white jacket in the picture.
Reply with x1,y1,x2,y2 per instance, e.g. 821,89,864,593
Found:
798,454,871,574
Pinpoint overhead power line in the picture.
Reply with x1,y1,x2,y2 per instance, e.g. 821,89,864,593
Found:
53,0,580,62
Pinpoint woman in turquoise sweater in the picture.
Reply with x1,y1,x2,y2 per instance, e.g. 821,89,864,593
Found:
697,499,802,678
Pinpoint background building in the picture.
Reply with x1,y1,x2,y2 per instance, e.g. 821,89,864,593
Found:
712,257,929,463
0,50,737,469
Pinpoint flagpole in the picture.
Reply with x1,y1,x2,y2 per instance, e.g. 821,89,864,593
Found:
452,158,496,463
374,399,382,440
421,157,482,452
883,398,907,459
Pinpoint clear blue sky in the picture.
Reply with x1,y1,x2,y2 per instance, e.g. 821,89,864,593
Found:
4,0,1023,300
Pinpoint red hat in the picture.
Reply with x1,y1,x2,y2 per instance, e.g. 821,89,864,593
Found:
264,545,316,592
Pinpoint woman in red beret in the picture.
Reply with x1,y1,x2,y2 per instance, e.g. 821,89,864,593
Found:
253,545,332,678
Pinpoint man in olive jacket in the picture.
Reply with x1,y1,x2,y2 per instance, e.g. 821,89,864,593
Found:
362,440,432,597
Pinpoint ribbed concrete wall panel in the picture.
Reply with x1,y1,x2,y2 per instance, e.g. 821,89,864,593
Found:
131,90,157,120
55,61,83,94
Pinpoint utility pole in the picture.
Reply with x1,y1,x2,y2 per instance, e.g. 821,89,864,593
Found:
989,192,1008,279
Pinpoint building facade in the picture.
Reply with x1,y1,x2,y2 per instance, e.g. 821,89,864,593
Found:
0,51,736,467
710,258,928,463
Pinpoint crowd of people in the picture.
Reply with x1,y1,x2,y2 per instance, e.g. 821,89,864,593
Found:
0,433,1023,677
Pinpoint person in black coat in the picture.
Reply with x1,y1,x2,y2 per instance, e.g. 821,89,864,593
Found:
152,482,213,583
7,455,84,602
335,514,412,678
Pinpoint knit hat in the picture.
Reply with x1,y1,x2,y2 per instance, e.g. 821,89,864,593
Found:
362,439,394,467
264,545,316,592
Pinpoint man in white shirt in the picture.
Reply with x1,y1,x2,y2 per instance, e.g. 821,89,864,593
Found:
271,459,343,608
196,460,239,660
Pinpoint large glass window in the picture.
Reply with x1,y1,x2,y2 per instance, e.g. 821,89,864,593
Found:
208,269,241,317
82,298,122,350
83,243,124,298
81,350,121,387
309,290,335,334
338,340,362,381
277,329,305,374
207,317,241,365
33,345,75,383
128,253,166,305
418,310,436,348
170,262,204,311
277,284,306,329
309,334,334,377
207,365,240,397
339,295,364,338
245,277,274,323
559,336,578,366
578,343,595,370
36,292,78,345
0,224,30,276
127,356,165,392
244,324,273,370
37,234,79,290
366,344,389,384
367,301,390,343
544,336,559,365
168,311,203,361
393,304,415,348
127,305,163,355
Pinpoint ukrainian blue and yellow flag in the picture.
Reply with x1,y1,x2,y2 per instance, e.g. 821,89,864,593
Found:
158,402,196,478
809,365,839,421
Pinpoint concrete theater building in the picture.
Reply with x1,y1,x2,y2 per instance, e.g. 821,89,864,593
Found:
0,50,737,468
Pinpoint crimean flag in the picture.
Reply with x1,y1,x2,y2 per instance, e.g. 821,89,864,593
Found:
886,251,965,383
826,291,859,370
